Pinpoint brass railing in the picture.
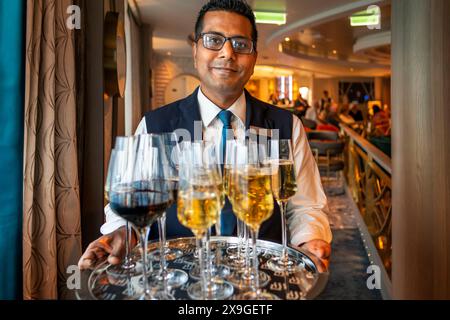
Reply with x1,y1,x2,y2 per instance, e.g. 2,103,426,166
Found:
341,125,392,296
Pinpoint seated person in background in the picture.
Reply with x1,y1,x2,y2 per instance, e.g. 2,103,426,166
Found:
293,94,309,117
348,102,363,122
372,104,390,136
320,90,332,113
279,96,291,107
268,92,279,105
305,101,319,122
325,103,340,128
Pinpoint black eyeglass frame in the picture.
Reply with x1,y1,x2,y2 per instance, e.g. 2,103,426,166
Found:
195,32,256,54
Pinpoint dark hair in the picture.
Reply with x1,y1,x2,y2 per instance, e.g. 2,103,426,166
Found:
194,0,258,51
373,105,381,114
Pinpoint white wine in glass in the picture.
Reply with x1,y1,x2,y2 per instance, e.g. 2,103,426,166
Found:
267,140,301,273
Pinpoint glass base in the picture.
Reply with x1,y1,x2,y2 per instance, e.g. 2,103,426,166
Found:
226,269,271,290
150,269,189,288
149,247,184,261
187,280,234,300
136,276,175,300
150,289,176,300
266,256,303,273
104,271,142,301
189,264,230,280
226,245,253,258
106,262,139,278
222,254,246,269
234,291,280,300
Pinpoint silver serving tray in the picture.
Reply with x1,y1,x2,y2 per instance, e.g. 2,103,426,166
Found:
75,236,328,300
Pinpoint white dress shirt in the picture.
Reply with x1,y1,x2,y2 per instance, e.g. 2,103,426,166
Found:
101,88,332,245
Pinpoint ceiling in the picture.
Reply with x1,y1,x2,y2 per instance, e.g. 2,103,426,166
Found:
134,0,391,78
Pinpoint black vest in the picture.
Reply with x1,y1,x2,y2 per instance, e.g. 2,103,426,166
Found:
144,87,293,243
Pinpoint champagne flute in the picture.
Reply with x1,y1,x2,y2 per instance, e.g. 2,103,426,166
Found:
232,142,279,300
106,134,173,300
188,142,224,281
223,140,245,262
266,139,301,273
177,142,234,300
201,142,232,284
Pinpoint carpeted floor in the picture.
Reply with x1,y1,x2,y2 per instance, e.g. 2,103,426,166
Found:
316,179,383,300
317,228,382,300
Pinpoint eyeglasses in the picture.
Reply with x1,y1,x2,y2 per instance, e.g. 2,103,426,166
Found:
196,33,255,54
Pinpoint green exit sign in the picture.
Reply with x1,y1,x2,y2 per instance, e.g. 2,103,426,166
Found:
350,7,381,27
254,11,286,25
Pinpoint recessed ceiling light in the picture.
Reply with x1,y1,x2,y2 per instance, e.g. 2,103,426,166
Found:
333,50,337,54
284,37,290,42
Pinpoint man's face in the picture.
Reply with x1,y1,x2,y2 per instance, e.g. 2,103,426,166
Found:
193,11,257,96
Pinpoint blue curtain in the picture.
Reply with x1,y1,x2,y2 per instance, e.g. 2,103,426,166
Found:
0,0,25,300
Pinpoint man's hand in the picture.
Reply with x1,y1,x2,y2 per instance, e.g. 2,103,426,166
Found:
299,239,331,272
78,227,136,270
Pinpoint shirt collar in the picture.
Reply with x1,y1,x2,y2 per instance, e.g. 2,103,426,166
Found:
197,87,246,127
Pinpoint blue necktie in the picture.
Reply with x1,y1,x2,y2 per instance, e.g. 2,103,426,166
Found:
217,110,236,236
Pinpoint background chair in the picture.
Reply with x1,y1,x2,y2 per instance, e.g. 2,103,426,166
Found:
307,131,345,195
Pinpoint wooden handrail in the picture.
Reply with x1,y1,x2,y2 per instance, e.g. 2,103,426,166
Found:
340,125,392,175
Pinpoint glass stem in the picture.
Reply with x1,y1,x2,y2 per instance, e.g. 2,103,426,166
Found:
244,224,251,278
280,201,289,260
125,221,130,263
196,235,207,300
251,228,261,296
158,213,169,295
236,219,242,260
138,226,151,299
205,229,212,296
215,213,221,237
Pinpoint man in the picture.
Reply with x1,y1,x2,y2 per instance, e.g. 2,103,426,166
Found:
294,93,309,118
348,102,363,122
320,90,332,112
78,0,332,271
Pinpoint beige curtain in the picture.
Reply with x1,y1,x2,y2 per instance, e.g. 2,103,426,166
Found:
23,0,82,299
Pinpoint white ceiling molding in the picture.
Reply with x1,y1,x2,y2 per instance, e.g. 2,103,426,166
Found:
265,0,386,48
353,31,391,53
282,47,390,69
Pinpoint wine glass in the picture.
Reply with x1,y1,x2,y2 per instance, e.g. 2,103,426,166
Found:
148,133,188,293
104,147,139,278
232,141,279,300
177,142,234,300
105,134,173,300
266,139,302,273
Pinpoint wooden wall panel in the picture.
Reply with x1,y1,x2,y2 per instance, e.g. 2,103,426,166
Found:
392,0,450,299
